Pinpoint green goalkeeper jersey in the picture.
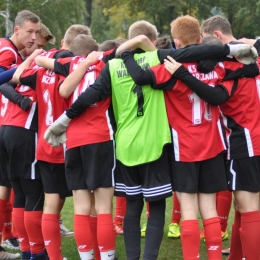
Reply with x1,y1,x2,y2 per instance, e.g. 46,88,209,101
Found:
109,50,171,166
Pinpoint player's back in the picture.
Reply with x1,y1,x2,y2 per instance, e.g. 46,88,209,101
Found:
108,50,171,166
165,61,227,162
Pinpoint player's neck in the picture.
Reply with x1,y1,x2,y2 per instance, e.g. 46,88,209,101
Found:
9,34,24,51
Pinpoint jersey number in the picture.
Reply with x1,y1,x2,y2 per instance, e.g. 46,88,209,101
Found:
133,85,144,117
43,89,53,126
189,92,212,124
1,95,9,117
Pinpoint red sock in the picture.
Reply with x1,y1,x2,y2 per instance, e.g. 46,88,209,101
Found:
24,211,44,254
228,210,243,260
181,220,200,260
0,199,8,242
113,197,126,226
97,214,115,252
240,211,260,260
3,201,13,240
89,216,100,260
203,217,222,260
9,191,18,238
171,192,181,224
146,202,150,218
42,214,62,260
216,190,232,232
12,207,30,252
74,214,93,252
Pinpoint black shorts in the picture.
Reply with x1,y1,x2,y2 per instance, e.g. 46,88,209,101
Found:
115,145,172,202
39,161,72,198
171,152,228,193
0,126,40,186
227,156,260,192
65,140,115,191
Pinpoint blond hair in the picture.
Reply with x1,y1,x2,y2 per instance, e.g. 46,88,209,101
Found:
69,35,98,56
39,23,55,44
201,15,233,36
128,20,158,41
63,24,92,47
14,10,40,26
170,15,200,46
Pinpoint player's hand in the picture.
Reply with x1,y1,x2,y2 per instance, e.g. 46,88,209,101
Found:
164,56,182,75
44,112,71,146
237,38,257,46
228,44,258,64
198,59,219,73
85,51,102,65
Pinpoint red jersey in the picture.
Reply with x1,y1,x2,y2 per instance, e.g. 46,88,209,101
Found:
0,38,23,70
150,62,231,162
54,51,115,149
219,59,260,159
19,49,70,163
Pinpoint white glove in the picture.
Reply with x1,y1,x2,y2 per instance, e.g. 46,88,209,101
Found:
44,112,71,146
44,130,62,147
228,44,258,64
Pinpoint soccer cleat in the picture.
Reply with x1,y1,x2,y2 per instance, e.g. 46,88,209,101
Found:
114,225,124,235
222,247,230,255
140,223,147,237
167,222,181,238
221,230,228,241
1,237,20,251
60,223,74,238
200,229,205,240
0,246,20,259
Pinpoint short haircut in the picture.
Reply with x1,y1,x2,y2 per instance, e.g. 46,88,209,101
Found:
14,10,40,26
156,35,172,49
201,15,233,36
69,35,98,56
63,24,92,47
98,40,121,52
170,15,200,46
39,23,55,44
128,20,158,41
202,35,222,45
114,37,127,45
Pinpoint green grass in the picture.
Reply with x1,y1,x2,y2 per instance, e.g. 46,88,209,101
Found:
61,197,233,259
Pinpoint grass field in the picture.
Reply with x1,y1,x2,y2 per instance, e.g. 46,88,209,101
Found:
61,196,233,260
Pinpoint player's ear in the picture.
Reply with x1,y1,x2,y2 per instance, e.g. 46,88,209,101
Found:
60,39,64,47
13,25,19,35
174,39,181,49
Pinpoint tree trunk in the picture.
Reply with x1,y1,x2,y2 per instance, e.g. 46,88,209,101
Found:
83,0,92,26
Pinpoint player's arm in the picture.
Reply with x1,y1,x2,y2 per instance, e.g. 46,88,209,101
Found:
164,56,231,105
0,82,32,110
59,51,102,98
116,35,156,55
12,48,44,83
0,68,17,85
157,44,257,65
35,57,55,70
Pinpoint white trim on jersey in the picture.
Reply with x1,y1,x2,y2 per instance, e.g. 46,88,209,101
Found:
105,109,114,140
0,47,18,64
217,118,227,150
31,132,38,179
221,113,231,160
171,128,180,161
244,128,254,157
25,101,36,129
230,160,236,190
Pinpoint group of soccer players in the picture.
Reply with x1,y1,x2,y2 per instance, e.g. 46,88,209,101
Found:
0,7,260,260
